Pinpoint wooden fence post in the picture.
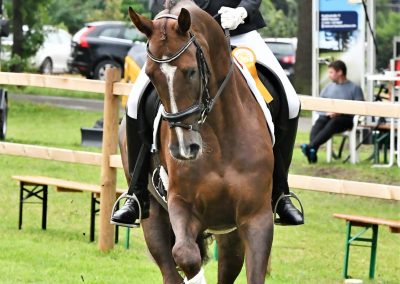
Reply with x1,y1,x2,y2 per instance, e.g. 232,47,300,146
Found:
99,68,121,251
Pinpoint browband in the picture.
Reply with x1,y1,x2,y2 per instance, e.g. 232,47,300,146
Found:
154,13,179,20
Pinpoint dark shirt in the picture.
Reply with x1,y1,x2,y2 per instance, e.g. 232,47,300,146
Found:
149,0,165,18
195,0,266,36
149,0,266,36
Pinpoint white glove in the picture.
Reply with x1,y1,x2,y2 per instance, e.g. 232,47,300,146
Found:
218,6,248,30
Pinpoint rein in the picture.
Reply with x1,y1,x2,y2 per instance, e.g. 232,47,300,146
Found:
146,13,234,131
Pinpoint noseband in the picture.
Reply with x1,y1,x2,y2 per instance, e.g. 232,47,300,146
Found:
146,14,234,131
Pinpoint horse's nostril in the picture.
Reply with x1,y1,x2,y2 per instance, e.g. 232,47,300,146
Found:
189,144,200,154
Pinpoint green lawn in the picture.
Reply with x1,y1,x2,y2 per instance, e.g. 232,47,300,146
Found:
0,100,399,283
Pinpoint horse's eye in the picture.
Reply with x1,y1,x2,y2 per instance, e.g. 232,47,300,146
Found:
185,69,197,80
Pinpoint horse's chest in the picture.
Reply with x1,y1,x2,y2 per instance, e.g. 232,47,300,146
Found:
172,166,261,208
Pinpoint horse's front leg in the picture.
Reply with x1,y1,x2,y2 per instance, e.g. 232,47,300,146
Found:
168,196,204,283
142,197,183,284
238,208,274,284
215,231,245,284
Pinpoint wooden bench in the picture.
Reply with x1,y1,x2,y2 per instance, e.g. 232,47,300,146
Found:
13,175,126,242
333,213,400,279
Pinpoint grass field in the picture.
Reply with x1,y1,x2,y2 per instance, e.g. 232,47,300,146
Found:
0,100,399,283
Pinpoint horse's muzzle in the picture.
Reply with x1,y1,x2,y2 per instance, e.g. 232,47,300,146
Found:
169,130,202,160
169,142,201,160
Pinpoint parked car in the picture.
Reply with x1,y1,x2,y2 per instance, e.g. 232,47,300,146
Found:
124,43,146,83
264,38,297,81
0,26,71,74
68,21,145,80
33,26,72,74
0,33,13,63
122,43,146,108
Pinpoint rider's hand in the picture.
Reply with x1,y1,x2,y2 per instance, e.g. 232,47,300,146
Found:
218,6,248,30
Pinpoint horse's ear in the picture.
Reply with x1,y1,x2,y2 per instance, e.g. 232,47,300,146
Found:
128,6,153,38
177,8,191,35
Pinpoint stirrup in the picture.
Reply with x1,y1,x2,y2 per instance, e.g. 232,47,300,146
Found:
110,192,142,228
273,191,304,225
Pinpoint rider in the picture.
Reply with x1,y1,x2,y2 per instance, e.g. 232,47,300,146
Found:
111,0,304,226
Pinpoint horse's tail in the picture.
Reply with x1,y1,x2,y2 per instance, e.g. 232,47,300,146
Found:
197,233,213,265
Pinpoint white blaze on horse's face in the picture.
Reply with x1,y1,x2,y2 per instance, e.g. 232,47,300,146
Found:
160,60,202,160
160,61,178,113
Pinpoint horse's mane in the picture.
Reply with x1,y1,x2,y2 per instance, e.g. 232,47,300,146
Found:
164,0,196,13
158,0,198,40
164,0,178,11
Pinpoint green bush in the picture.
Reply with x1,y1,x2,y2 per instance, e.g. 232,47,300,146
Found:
1,54,36,73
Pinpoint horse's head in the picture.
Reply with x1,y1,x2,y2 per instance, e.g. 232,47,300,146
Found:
129,2,225,161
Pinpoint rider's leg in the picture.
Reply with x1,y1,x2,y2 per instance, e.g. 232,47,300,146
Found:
111,114,150,225
272,114,304,225
112,88,160,225
232,31,303,224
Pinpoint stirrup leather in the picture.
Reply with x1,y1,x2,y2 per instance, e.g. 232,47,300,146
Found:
110,192,142,228
273,191,304,225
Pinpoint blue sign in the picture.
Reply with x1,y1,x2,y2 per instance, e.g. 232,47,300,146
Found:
320,11,358,31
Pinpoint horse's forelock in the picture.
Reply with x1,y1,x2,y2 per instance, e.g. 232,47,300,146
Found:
165,0,199,14
154,1,217,49
164,0,178,11
157,0,198,41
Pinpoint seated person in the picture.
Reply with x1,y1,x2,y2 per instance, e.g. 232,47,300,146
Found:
301,60,364,163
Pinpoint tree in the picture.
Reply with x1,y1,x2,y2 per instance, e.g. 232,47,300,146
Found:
293,0,312,95
47,0,100,33
271,0,289,15
9,0,48,72
258,0,297,38
375,0,400,69
11,0,22,70
88,0,124,22
121,0,150,20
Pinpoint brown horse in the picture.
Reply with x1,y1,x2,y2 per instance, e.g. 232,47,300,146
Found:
124,1,274,283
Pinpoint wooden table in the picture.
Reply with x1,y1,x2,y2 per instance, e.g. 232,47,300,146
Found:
333,213,400,279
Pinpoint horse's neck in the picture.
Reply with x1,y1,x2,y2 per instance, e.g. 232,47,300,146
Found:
207,67,255,134
203,32,264,142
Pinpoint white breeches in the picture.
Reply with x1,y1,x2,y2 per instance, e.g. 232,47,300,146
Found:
230,30,300,119
127,65,150,119
127,30,300,119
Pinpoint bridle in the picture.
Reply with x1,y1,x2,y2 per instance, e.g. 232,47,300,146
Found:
146,14,234,131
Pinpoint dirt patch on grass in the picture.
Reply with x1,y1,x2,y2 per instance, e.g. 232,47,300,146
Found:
293,164,400,185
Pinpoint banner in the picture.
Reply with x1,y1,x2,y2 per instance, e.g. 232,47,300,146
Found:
318,0,365,89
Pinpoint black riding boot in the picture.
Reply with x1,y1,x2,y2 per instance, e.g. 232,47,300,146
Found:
111,115,150,226
272,115,304,225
